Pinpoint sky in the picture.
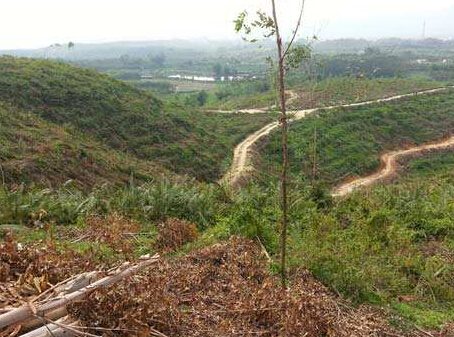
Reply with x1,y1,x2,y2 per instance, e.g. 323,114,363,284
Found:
0,0,453,50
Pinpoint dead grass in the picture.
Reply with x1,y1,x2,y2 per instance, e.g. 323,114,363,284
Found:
2,233,452,336
154,218,198,253
0,232,103,309
62,213,141,258
68,237,436,337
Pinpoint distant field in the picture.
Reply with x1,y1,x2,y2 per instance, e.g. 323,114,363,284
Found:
133,78,218,93
258,89,454,187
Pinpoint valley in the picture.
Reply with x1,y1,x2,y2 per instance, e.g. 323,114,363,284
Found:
1,10,454,336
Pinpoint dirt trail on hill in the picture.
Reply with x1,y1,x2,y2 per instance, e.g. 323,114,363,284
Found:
220,86,453,188
332,135,454,197
212,90,299,114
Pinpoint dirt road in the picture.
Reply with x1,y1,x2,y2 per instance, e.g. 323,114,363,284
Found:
332,135,454,197
212,90,299,114
221,86,454,189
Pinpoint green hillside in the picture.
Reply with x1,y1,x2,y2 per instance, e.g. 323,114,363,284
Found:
258,89,454,187
0,101,169,188
0,56,273,186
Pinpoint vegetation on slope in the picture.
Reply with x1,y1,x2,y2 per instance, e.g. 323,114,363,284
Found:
0,101,170,188
2,56,454,332
286,151,454,328
287,76,446,109
259,90,454,187
0,56,273,185
3,152,454,330
204,76,443,110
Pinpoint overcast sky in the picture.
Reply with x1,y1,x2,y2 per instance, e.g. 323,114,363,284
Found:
1,0,454,50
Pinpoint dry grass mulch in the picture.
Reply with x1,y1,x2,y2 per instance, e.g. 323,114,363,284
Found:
69,237,446,337
154,218,198,253
0,231,103,310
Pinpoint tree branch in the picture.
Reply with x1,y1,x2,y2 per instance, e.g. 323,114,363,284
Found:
282,0,306,59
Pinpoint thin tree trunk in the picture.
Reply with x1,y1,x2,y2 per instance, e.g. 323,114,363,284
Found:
271,0,289,288
312,127,317,185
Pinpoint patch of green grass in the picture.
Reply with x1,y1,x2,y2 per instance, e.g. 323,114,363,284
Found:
391,302,454,329
403,151,454,181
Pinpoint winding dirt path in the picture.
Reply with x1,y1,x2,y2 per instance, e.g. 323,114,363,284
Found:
332,135,454,197
211,90,299,114
221,86,454,191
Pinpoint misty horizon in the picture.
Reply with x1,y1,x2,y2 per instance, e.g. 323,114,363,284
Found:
1,0,453,50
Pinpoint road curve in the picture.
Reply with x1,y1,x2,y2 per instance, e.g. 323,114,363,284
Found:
221,86,454,190
332,135,454,197
210,90,299,114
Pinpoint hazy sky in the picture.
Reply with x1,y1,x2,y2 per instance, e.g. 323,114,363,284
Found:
1,0,454,49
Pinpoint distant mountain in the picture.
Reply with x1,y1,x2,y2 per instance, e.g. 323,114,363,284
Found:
0,39,271,61
2,38,452,63
312,38,454,54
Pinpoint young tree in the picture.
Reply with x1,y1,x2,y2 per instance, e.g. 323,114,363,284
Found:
196,90,208,106
213,63,223,79
234,0,310,287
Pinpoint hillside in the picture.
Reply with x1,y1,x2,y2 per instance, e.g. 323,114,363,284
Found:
258,89,454,187
0,56,273,186
206,77,443,111
0,101,168,187
2,60,454,334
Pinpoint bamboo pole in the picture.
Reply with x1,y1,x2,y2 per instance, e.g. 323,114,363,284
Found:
0,255,159,329
20,317,78,337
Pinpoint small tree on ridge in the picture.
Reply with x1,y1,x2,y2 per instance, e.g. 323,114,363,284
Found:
234,0,311,287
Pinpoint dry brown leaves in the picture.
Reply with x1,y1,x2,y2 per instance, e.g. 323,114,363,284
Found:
1,213,140,309
0,231,103,310
68,237,437,337
154,218,198,253
63,213,141,258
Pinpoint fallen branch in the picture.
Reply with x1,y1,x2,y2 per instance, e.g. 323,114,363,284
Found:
31,271,101,305
0,254,160,330
18,272,103,334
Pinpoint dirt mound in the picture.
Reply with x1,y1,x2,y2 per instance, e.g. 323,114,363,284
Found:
69,237,421,337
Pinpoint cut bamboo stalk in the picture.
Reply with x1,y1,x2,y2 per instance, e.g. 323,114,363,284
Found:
47,272,103,300
0,255,159,330
20,272,103,333
20,317,78,337
19,307,68,333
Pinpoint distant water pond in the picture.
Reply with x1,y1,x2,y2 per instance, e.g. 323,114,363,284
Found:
167,74,251,82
